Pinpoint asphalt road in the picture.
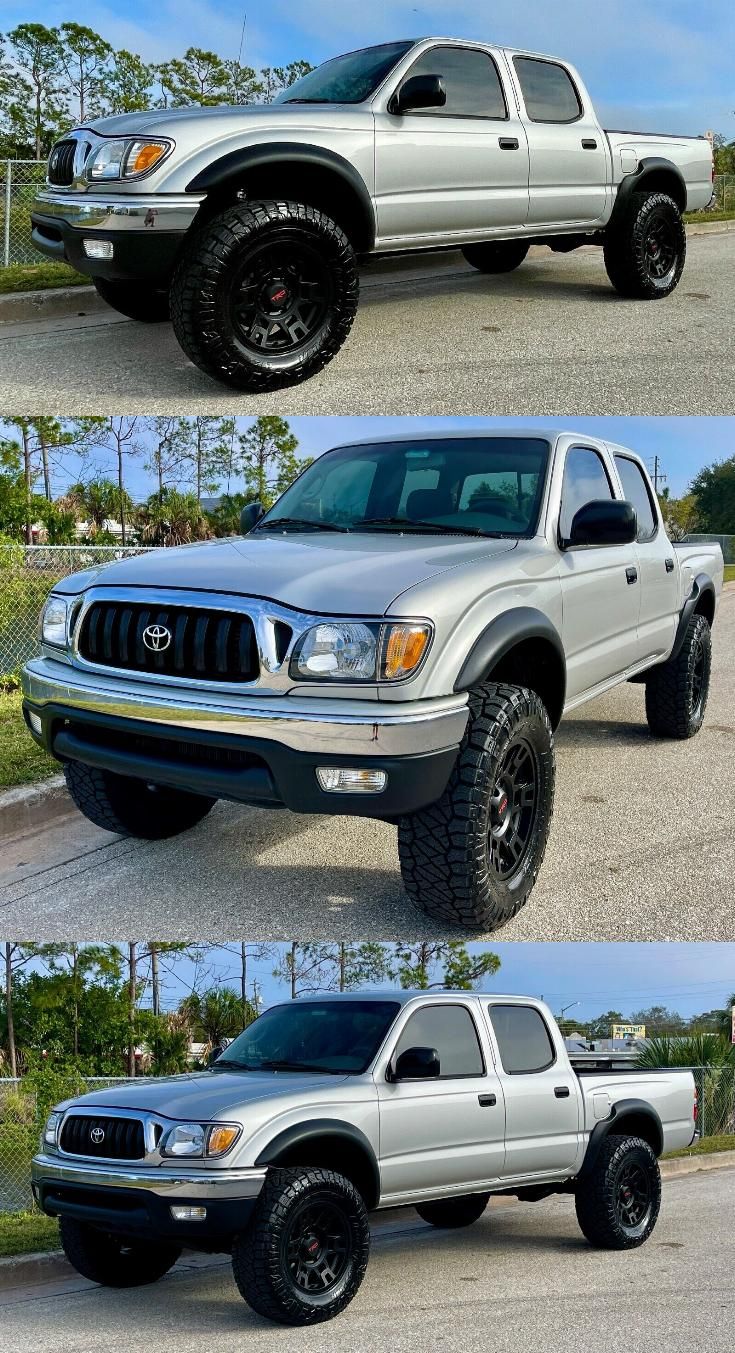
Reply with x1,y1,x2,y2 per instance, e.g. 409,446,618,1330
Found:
1,586,733,943
2,1171,733,1353
0,233,733,415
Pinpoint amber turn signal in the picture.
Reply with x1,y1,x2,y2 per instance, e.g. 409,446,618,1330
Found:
381,623,431,680
207,1124,240,1156
126,141,169,176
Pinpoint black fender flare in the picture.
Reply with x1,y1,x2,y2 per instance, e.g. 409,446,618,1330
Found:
185,141,376,250
670,571,716,660
254,1118,381,1207
578,1098,664,1178
453,606,567,713
611,155,687,217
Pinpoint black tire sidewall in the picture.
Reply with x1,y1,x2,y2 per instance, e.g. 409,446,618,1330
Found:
60,1217,180,1286
416,1192,490,1228
605,191,686,299
480,702,554,906
576,1136,661,1250
462,240,530,273
606,1141,660,1243
684,614,712,732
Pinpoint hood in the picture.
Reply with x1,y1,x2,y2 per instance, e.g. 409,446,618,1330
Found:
59,1069,348,1120
85,102,364,139
56,533,518,615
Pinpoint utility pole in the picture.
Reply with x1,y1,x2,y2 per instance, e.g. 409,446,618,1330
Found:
128,943,137,1078
240,942,248,1023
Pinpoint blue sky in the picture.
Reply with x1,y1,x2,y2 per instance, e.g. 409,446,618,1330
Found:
4,1,734,136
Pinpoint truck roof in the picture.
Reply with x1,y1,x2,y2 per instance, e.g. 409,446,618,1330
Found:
277,990,540,1007
321,427,646,463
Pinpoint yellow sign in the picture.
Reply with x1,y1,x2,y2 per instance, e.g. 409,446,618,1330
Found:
612,1023,646,1041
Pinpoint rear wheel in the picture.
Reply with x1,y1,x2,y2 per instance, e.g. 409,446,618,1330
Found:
63,760,216,838
93,278,170,322
645,613,712,739
462,240,530,273
416,1192,490,1228
575,1136,661,1250
60,1217,181,1287
603,191,686,299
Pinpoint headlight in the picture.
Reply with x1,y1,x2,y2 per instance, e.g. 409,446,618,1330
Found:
86,137,172,182
291,620,432,682
162,1122,241,1158
43,1111,61,1148
41,595,68,648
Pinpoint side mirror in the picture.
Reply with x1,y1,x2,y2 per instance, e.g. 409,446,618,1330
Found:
392,1046,441,1081
240,501,264,534
391,74,446,115
566,499,637,549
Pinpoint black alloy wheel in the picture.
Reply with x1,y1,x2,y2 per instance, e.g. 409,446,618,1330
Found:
615,1158,652,1233
488,736,539,880
642,207,679,286
284,1198,351,1295
230,234,332,359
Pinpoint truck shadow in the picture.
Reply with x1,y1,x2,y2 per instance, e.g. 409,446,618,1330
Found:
556,716,654,749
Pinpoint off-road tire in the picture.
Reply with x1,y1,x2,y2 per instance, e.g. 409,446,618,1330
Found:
416,1192,490,1228
575,1135,661,1250
645,613,712,739
59,1217,181,1287
93,278,171,322
232,1167,370,1326
462,240,530,273
170,200,359,391
63,760,216,838
603,191,686,299
398,683,555,930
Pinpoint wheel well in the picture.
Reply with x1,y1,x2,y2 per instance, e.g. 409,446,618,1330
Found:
634,168,687,212
484,638,566,729
266,1135,379,1209
694,588,715,626
607,1112,662,1156
197,163,373,253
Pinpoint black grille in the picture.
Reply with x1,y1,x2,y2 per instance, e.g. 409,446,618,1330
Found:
78,601,260,683
71,721,266,772
48,140,77,186
60,1114,145,1160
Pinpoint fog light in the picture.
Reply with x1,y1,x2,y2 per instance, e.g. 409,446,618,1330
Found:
82,239,114,259
28,710,42,735
170,1205,207,1222
316,767,387,794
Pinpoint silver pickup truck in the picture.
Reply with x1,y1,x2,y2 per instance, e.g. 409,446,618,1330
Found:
22,430,724,930
30,38,713,390
32,991,698,1326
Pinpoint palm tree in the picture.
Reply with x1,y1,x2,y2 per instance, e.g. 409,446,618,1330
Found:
718,994,735,1040
61,479,133,539
136,489,211,546
179,988,252,1052
635,1034,735,1137
145,1012,191,1076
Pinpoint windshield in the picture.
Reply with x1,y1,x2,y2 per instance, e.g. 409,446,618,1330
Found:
258,437,551,538
276,41,414,105
212,1000,400,1074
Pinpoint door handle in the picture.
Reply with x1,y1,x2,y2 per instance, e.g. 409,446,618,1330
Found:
478,1093,497,1107
626,567,639,585
581,138,598,149
665,558,675,573
498,137,520,150
554,1086,571,1099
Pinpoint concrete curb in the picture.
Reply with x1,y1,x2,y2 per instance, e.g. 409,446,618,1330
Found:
0,219,731,325
0,775,70,840
659,1149,735,1179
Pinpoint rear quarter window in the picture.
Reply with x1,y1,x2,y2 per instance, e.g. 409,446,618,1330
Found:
513,56,583,123
487,1004,556,1074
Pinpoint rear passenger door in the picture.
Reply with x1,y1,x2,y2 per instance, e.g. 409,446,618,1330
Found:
613,453,680,665
373,44,530,242
484,1003,580,1177
557,444,641,699
508,54,609,226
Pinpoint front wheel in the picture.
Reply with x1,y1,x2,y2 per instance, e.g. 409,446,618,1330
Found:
170,200,359,391
603,191,686,299
461,240,530,273
645,613,712,739
575,1136,661,1250
232,1167,370,1326
94,278,170,322
416,1192,490,1228
398,683,555,930
63,760,216,838
60,1217,181,1286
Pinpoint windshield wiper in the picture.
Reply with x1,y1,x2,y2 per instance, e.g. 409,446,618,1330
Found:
209,1058,257,1070
257,1059,345,1075
282,98,331,104
256,516,350,533
356,516,498,538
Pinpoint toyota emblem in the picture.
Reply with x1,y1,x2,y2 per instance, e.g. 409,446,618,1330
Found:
143,624,172,652
90,1126,105,1144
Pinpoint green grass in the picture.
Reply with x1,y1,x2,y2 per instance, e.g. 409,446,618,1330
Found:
663,1135,735,1160
0,1211,60,1258
684,208,735,224
0,261,88,295
0,687,56,789
724,565,735,584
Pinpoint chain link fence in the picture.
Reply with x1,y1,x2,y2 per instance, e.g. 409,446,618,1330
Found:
1,160,734,271
0,1066,733,1213
682,533,735,565
0,544,157,677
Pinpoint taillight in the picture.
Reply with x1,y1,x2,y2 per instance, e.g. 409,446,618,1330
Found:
693,1086,698,1123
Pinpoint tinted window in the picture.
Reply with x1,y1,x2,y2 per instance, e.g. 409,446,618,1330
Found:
220,1000,400,1074
402,46,507,119
395,1005,484,1077
277,41,414,105
488,1005,555,1074
559,447,614,541
615,456,657,542
514,57,582,123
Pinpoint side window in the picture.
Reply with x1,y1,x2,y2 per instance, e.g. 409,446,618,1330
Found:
614,456,658,542
400,46,507,119
559,447,614,542
394,1005,484,1078
487,1005,556,1075
513,56,582,123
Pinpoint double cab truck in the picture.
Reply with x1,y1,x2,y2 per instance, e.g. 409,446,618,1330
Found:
30,38,714,390
22,430,724,930
32,991,699,1326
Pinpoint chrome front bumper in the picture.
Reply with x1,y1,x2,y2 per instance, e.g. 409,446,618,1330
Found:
31,187,203,234
32,1153,267,1200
